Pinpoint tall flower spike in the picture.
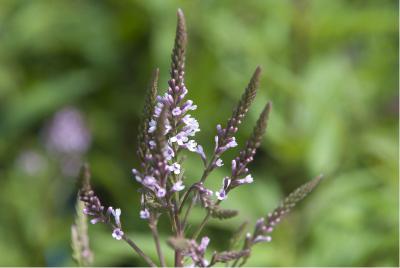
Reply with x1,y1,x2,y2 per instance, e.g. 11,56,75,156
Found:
215,67,262,155
137,69,159,168
231,101,272,179
170,8,187,90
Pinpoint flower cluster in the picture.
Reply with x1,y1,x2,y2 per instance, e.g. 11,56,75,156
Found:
132,9,203,221
79,164,125,241
78,165,105,225
73,9,323,268
216,102,271,201
183,237,210,267
213,67,261,158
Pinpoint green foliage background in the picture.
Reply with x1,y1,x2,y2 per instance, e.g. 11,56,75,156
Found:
0,0,398,266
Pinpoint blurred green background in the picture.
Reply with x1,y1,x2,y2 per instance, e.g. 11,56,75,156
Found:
0,0,398,266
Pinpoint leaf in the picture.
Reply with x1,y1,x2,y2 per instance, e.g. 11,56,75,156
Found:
210,206,239,220
167,237,190,251
210,250,250,265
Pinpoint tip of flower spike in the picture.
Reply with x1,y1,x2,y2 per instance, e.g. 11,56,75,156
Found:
254,65,262,76
79,163,92,192
265,101,272,111
176,8,187,42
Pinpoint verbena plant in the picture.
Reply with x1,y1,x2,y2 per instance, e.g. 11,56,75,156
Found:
72,9,322,267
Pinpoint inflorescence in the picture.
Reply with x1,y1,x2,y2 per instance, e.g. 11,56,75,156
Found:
73,9,323,268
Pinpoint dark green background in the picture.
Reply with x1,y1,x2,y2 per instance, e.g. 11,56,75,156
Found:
0,0,398,266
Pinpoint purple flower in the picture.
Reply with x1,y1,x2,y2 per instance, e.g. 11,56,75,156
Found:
112,208,122,227
223,177,232,189
168,162,181,174
112,228,124,240
132,169,143,182
265,226,274,233
216,177,231,200
198,237,210,253
216,189,227,200
172,107,182,116
196,145,207,164
90,218,102,225
237,174,253,185
254,235,272,243
215,158,223,167
156,187,166,198
196,183,214,197
226,137,238,148
163,145,175,160
170,132,189,145
154,102,164,117
148,140,156,149
143,176,157,187
181,100,197,113
182,115,200,136
172,180,185,192
185,140,198,152
164,121,172,134
148,119,157,133
140,208,150,219
83,208,96,216
231,159,237,174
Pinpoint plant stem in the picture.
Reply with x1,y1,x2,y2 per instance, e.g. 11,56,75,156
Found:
232,258,240,267
191,199,222,240
192,211,211,240
179,154,217,233
175,249,183,267
122,234,157,267
173,202,184,267
181,196,195,229
105,221,157,267
149,218,166,267
178,185,195,213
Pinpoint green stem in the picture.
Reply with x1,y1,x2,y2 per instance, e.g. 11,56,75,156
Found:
122,234,157,267
192,211,211,240
181,195,195,230
191,199,222,240
149,218,166,267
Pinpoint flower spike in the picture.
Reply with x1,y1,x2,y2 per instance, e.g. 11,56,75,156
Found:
170,8,187,88
215,66,262,156
137,68,159,168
